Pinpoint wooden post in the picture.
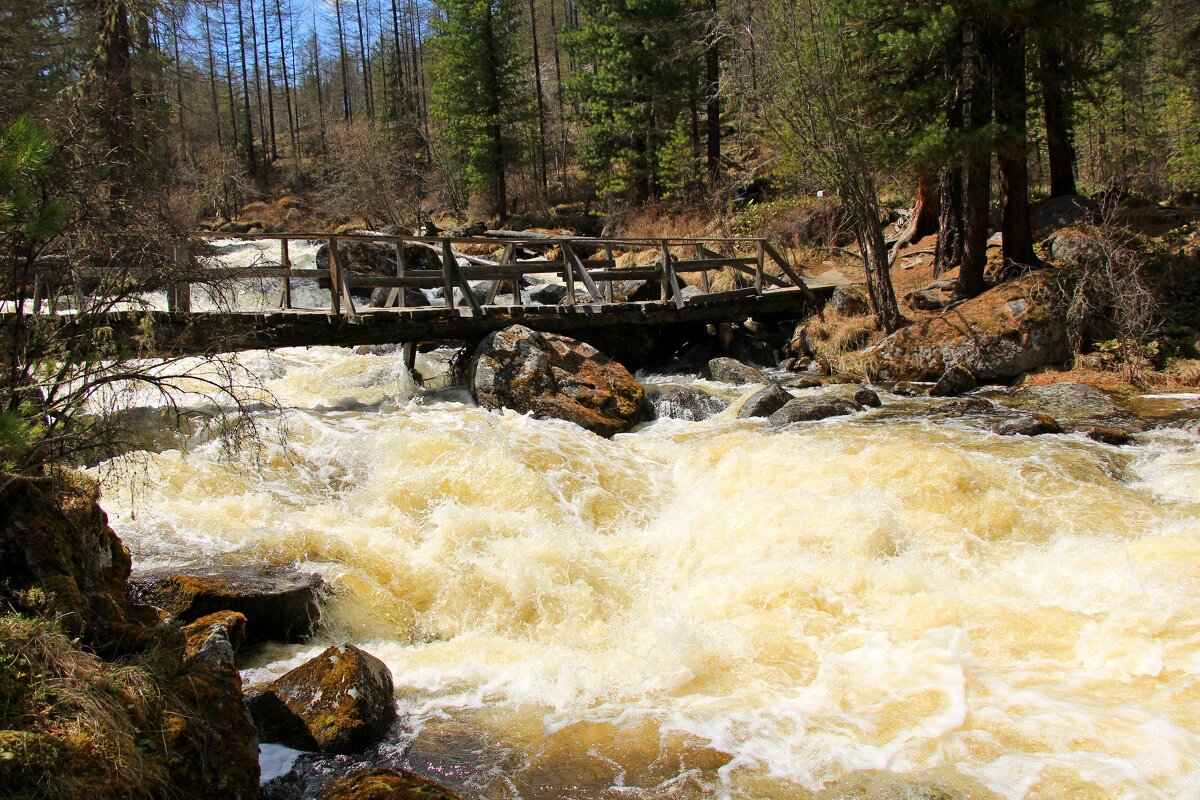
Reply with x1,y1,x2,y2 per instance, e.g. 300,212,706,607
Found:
278,237,292,309
328,236,342,317
441,240,455,309
660,239,671,301
755,240,765,295
169,240,192,313
562,242,604,303
30,272,44,315
386,240,407,308
561,240,575,305
486,243,514,305
403,341,416,373
604,246,615,302
696,244,711,293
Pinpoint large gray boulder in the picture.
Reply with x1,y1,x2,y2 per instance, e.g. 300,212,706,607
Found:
647,385,728,421
468,325,646,437
768,396,861,426
704,357,766,385
870,273,1070,383
738,383,793,419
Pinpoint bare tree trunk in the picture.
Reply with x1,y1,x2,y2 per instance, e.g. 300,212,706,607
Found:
169,9,186,156
957,18,991,300
480,2,507,221
936,169,964,275
390,0,407,113
705,0,721,183
334,0,352,121
529,0,548,193
312,29,329,156
274,0,299,174
221,0,240,153
203,7,225,149
996,25,1040,272
849,181,904,332
247,0,268,169
260,0,278,161
98,0,135,215
548,0,568,183
354,0,374,121
1040,40,1078,198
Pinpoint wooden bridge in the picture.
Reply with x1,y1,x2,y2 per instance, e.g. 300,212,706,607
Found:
17,231,832,364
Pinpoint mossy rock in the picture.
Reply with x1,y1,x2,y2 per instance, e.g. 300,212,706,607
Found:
248,644,396,754
321,769,463,800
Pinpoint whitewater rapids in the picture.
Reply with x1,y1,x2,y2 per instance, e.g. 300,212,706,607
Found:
90,339,1200,800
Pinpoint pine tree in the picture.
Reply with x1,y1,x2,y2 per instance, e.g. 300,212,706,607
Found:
565,0,702,200
430,0,533,221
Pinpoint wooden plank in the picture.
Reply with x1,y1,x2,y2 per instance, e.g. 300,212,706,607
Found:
441,240,455,310
762,241,819,304
327,237,342,317
485,244,513,304
726,261,789,289
671,258,757,271
446,241,484,317
562,242,605,304
278,238,292,309
344,276,443,288
685,287,759,306
661,239,685,310
755,241,765,295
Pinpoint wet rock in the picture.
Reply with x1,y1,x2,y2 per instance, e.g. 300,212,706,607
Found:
247,644,396,754
320,769,463,800
891,381,931,396
1005,382,1121,420
738,383,793,418
931,365,978,397
529,283,568,305
647,385,728,421
829,284,870,316
851,387,882,408
870,273,1070,383
315,240,439,277
704,357,766,385
768,397,861,426
129,566,326,647
368,287,430,308
782,375,823,389
934,397,995,415
994,414,1063,436
468,325,646,437
165,611,262,797
1086,426,1134,445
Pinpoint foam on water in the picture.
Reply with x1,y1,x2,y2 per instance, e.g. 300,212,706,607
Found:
93,343,1200,799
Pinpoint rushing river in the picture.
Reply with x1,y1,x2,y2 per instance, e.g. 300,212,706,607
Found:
93,243,1200,800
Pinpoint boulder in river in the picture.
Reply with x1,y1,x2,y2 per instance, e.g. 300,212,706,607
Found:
247,644,396,754
931,364,978,397
870,273,1070,383
128,566,326,646
829,284,870,317
934,397,995,415
739,383,793,419
468,325,646,437
321,769,463,800
768,396,861,426
647,385,729,421
704,357,766,385
529,282,568,305
1086,426,1134,446
994,414,1063,437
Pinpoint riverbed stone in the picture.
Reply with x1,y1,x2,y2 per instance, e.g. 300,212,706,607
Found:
1086,425,1134,445
468,325,646,437
934,397,995,415
768,396,861,426
869,273,1070,383
994,414,1063,436
128,566,326,646
738,383,793,419
704,357,765,385
931,364,978,397
529,283,568,305
247,644,396,754
320,769,463,800
891,381,931,396
829,284,870,317
646,385,728,421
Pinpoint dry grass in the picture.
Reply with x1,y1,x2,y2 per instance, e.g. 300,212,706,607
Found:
797,310,884,379
0,615,170,800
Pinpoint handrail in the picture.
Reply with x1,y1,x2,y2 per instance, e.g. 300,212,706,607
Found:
19,231,815,320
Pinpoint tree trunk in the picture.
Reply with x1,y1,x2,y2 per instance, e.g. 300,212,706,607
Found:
354,0,373,121
274,0,299,175
705,0,720,183
98,0,135,213
247,0,268,169
334,0,352,120
221,1,240,151
235,0,258,174
260,0,278,161
480,3,507,221
529,0,548,193
935,168,964,275
957,19,992,300
203,8,224,149
1040,41,1078,198
995,25,1040,271
894,172,940,250
850,182,904,333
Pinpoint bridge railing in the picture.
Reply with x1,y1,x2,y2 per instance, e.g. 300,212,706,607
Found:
20,232,815,318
